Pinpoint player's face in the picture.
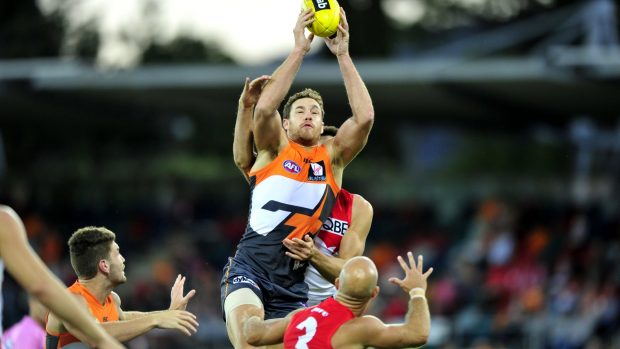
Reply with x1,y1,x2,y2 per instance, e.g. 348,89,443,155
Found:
285,98,324,146
107,242,126,285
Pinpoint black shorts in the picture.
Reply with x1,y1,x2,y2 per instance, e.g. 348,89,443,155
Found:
220,256,308,321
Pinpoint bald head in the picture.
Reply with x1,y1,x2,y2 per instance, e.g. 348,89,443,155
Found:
337,257,378,300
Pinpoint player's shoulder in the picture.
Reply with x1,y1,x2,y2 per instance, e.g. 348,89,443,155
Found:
69,292,90,308
333,315,384,345
110,291,121,304
352,194,373,215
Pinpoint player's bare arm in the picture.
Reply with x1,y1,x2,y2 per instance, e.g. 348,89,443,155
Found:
116,274,196,320
336,253,432,349
253,9,315,163
0,206,125,349
322,8,374,174
234,75,271,183
49,288,198,343
244,308,304,346
284,195,373,284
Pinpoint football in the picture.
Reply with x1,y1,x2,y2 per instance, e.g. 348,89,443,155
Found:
301,0,341,37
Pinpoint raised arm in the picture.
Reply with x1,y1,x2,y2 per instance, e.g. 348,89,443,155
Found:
0,206,125,349
253,9,315,152
354,253,432,348
243,308,303,346
234,76,271,183
323,8,374,167
284,195,373,284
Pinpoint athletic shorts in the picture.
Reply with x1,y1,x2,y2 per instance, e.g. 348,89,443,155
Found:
220,256,308,321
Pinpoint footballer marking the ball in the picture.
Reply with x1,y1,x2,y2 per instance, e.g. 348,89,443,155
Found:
301,0,341,37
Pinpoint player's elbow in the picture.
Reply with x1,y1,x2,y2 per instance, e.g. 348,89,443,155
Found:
233,155,252,174
254,102,273,121
357,109,374,126
405,328,430,347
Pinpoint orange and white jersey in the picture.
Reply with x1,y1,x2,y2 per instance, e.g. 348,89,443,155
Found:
236,140,340,288
45,281,119,349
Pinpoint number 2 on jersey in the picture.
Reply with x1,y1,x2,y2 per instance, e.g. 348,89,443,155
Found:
295,316,318,349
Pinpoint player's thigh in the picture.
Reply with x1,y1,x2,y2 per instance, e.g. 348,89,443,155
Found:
227,304,264,348
225,288,264,348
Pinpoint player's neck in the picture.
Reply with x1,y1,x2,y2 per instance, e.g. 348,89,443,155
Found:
289,137,320,151
334,294,368,317
79,277,115,306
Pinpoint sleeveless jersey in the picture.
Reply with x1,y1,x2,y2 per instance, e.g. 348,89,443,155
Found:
283,297,354,349
237,141,340,288
45,281,119,349
305,189,354,306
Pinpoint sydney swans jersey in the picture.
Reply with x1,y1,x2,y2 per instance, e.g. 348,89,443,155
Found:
283,297,354,349
45,281,119,349
305,189,353,306
238,141,340,288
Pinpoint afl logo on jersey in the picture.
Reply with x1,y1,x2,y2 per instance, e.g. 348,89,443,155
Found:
283,160,301,174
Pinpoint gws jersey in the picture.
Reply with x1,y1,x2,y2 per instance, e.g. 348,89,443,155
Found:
305,189,353,306
283,297,354,349
238,140,340,288
45,281,119,349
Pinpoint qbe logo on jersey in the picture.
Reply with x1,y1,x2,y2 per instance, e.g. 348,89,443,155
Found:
312,0,331,11
308,160,326,182
283,160,302,174
322,217,349,236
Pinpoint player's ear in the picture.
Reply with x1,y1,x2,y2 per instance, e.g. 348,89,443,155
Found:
321,123,324,134
98,259,110,275
371,286,379,299
335,278,340,291
283,118,289,131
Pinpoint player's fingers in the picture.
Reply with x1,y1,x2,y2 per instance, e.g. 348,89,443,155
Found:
285,252,304,261
304,235,313,242
416,255,423,273
182,315,200,327
424,267,434,277
406,252,415,270
301,11,315,22
176,324,192,336
397,255,409,272
180,311,197,319
183,289,196,301
179,319,198,333
388,277,402,285
302,18,316,27
308,33,315,43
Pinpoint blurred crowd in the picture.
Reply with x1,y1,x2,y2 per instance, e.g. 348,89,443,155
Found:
2,188,619,349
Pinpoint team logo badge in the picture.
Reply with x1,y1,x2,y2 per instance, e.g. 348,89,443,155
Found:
308,161,326,181
283,160,301,174
293,260,306,270
232,276,260,290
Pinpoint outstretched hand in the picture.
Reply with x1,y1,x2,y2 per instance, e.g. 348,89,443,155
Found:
388,252,433,294
323,7,349,57
294,8,316,52
169,274,196,311
240,75,271,108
